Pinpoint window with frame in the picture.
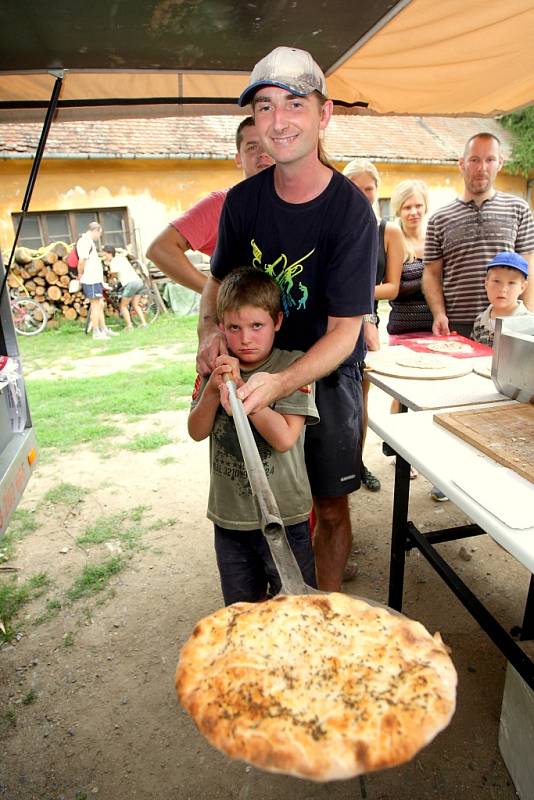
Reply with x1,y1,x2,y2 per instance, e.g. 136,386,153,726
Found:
378,198,392,221
12,208,132,251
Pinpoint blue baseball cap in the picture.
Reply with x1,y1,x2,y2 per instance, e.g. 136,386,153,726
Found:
486,251,528,277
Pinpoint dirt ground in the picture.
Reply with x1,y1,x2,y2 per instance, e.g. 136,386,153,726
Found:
0,345,529,800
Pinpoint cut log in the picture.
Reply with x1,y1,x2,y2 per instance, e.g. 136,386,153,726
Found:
59,275,70,287
46,285,62,301
19,268,31,280
24,280,37,294
33,259,45,272
34,276,45,286
26,262,40,277
51,242,68,259
53,261,69,276
61,292,73,305
7,274,21,289
34,285,45,297
63,307,78,320
14,246,33,265
42,251,58,266
45,270,59,285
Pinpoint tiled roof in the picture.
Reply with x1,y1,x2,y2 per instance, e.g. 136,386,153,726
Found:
0,114,511,163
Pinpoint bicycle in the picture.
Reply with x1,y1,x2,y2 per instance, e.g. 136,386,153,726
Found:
9,284,48,337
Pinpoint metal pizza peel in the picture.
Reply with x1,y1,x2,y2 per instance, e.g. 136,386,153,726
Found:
223,376,403,613
224,375,319,596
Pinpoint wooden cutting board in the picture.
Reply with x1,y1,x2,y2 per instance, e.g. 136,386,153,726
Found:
434,404,534,484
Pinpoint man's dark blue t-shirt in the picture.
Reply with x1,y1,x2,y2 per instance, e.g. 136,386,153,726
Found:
211,166,376,363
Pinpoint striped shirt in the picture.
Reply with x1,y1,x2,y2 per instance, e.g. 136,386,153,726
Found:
425,192,534,327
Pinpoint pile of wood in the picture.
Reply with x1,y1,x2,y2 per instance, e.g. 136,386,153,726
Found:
5,242,119,323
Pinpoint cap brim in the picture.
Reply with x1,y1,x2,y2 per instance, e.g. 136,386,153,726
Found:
238,80,314,107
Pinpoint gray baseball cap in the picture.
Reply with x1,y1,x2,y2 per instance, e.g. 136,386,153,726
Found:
238,46,327,107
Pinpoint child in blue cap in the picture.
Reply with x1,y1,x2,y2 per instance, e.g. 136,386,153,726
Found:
471,251,532,346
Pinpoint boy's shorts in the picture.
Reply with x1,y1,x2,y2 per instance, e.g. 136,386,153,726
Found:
304,364,363,498
214,520,316,606
82,283,103,299
121,279,144,298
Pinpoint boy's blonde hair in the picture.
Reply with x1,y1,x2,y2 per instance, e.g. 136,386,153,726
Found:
217,268,282,323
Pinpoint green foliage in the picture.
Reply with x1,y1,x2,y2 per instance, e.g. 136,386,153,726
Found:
0,509,39,563
66,557,124,601
125,432,173,452
22,689,37,705
0,572,51,641
24,362,195,451
18,314,198,370
44,482,88,505
500,106,534,176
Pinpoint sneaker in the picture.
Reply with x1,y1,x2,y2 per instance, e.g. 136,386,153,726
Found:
104,327,120,337
92,330,109,341
361,464,381,492
430,485,448,502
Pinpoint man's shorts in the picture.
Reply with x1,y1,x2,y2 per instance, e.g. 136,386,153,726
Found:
121,279,144,298
82,282,103,299
304,364,363,498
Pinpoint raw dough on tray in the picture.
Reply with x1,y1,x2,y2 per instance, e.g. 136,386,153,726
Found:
395,352,449,370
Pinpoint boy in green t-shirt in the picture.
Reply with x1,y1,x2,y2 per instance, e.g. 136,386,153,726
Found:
188,268,319,605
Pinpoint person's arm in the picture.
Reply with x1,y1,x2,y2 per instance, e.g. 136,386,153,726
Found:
146,226,208,293
77,258,86,278
520,252,534,310
236,315,361,415
422,258,450,335
374,224,404,301
188,357,240,441
196,275,227,375
248,409,305,453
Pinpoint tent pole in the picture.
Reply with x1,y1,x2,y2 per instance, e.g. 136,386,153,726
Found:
1,72,64,298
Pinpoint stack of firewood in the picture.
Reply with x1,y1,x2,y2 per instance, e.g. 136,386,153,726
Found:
4,242,119,322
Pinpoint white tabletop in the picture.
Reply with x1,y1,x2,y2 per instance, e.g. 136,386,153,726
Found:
368,407,534,573
366,366,509,411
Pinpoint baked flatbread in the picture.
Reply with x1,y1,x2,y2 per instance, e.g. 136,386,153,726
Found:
176,593,457,782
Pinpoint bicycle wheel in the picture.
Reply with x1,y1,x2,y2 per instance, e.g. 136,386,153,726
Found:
132,291,159,326
11,297,48,336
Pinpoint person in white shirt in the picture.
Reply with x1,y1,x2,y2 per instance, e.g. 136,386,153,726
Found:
102,246,147,329
77,222,119,339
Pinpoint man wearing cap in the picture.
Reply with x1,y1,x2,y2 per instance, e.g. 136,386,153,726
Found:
197,46,376,592
423,132,534,338
146,117,273,292
471,251,532,346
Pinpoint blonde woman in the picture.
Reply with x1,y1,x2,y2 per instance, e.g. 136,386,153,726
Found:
387,179,433,336
343,159,404,492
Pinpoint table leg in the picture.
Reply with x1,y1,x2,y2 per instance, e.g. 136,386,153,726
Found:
388,453,411,611
520,574,534,641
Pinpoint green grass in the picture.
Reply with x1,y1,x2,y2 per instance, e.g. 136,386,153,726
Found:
125,432,173,452
76,506,148,550
25,361,196,452
0,572,51,641
0,509,39,563
33,597,62,626
44,482,88,505
18,314,198,372
63,631,75,647
22,689,37,705
66,556,124,601
158,456,177,465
